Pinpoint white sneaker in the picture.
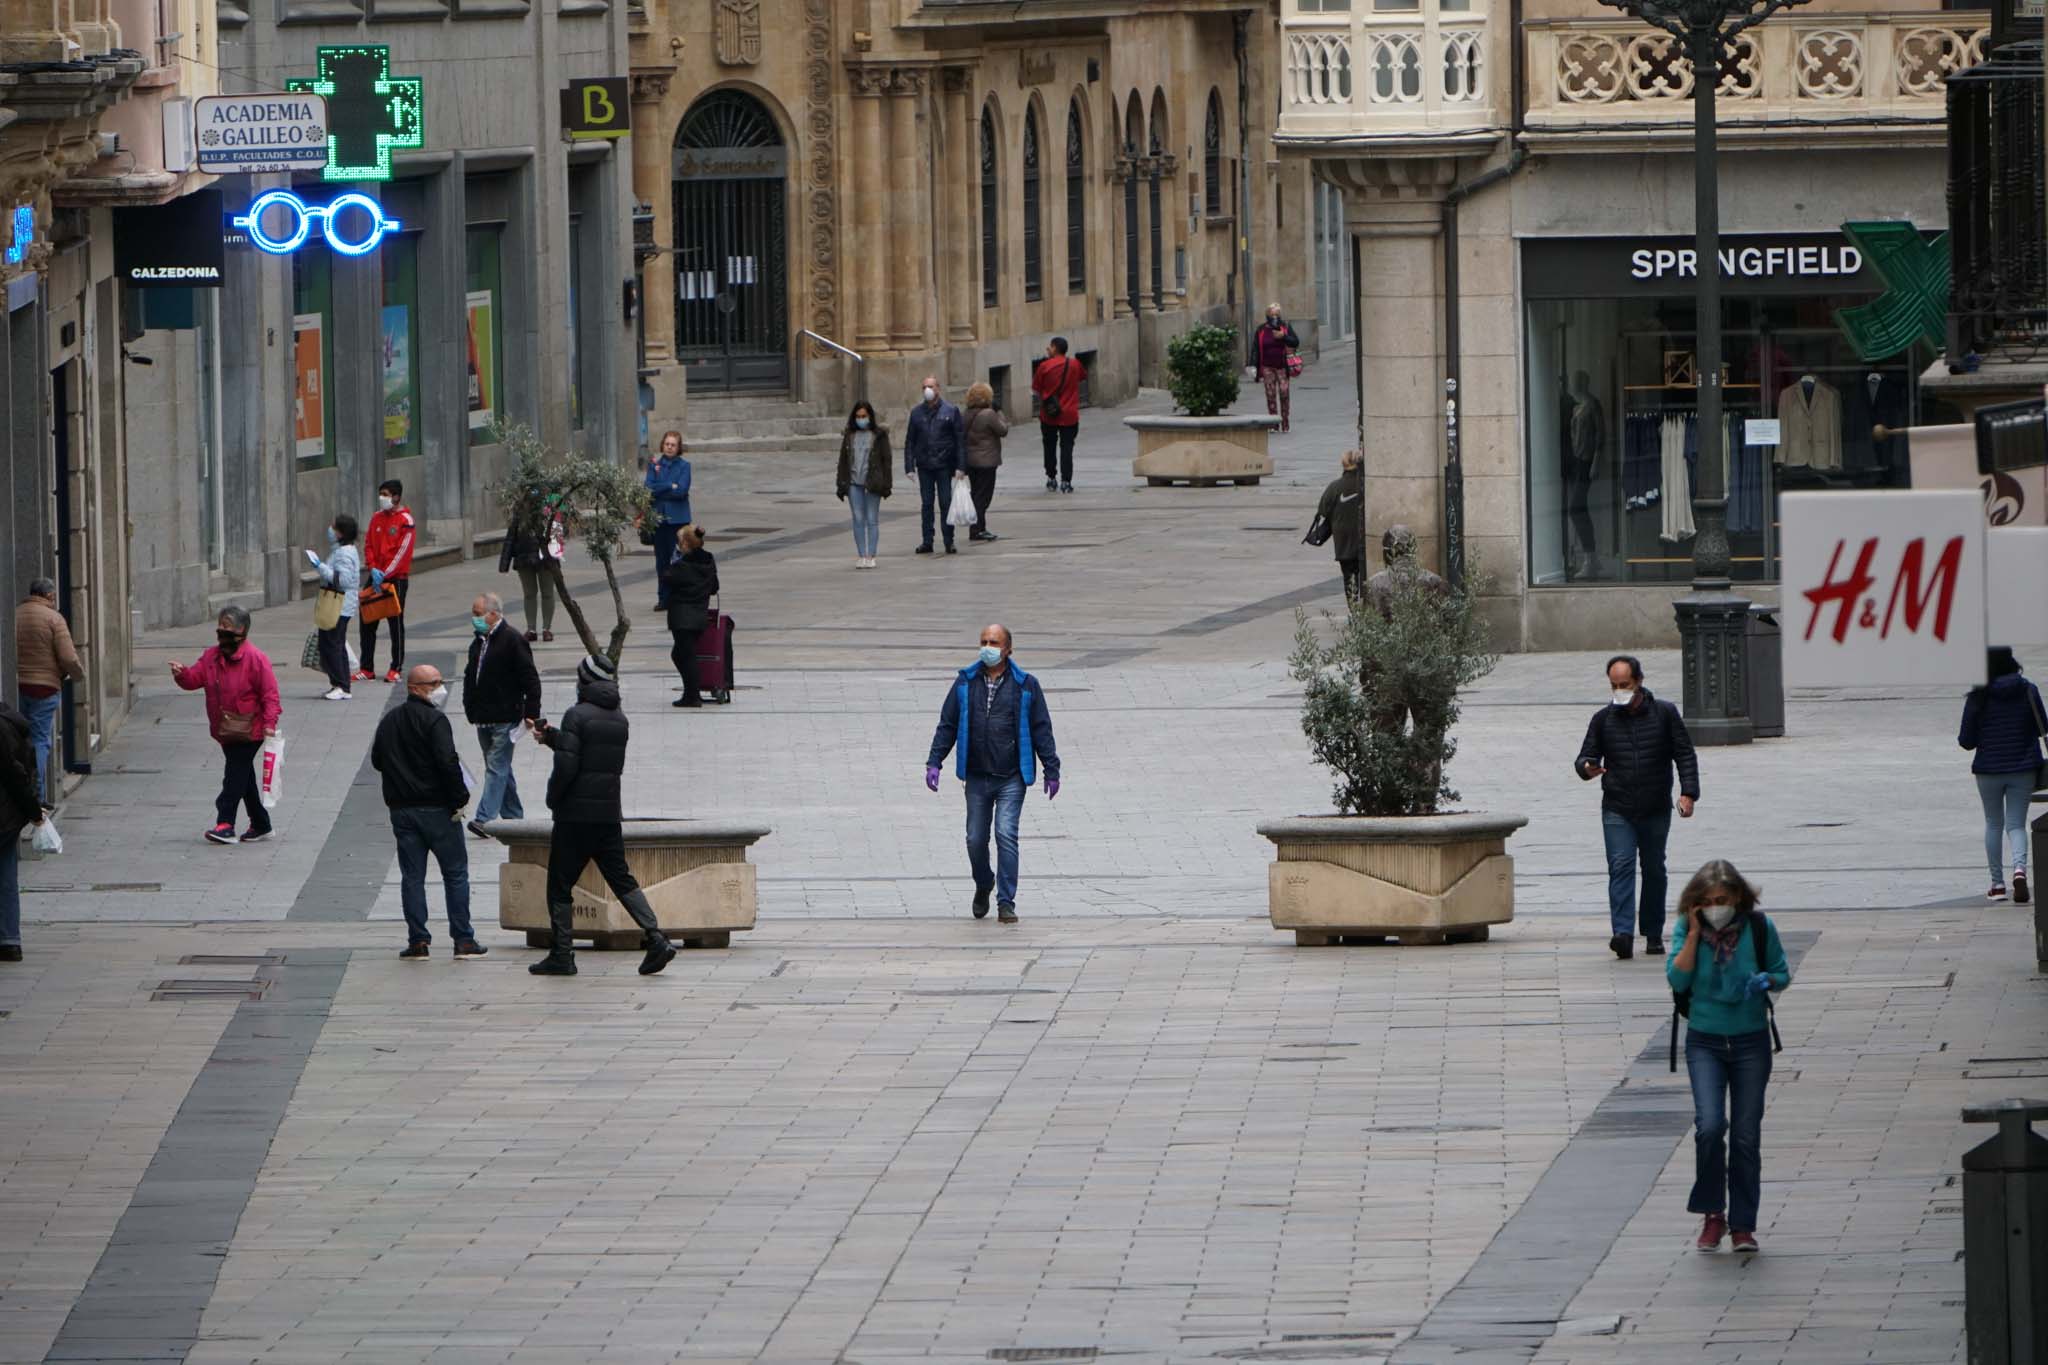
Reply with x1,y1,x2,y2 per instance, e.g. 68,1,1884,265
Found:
866,557,877,568
322,687,350,701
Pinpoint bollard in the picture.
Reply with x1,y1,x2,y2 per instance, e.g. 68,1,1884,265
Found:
1962,1099,2048,1365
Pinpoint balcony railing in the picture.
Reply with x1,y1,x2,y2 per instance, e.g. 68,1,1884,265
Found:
1526,12,1988,130
1946,39,2046,361
1279,1,1497,143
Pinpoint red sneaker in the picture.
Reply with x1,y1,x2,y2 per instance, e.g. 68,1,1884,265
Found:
351,668,375,682
1730,1230,1759,1253
1696,1213,1726,1251
384,668,402,683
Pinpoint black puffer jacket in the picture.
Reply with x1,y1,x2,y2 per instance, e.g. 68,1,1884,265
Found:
665,548,720,634
1574,687,1700,817
543,678,629,822
0,704,38,842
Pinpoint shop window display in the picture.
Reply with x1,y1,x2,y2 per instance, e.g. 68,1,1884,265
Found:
466,226,503,445
378,233,422,458
291,246,336,469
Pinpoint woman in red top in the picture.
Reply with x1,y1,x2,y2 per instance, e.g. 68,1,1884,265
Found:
1255,304,1301,433
1031,336,1085,493
170,604,284,844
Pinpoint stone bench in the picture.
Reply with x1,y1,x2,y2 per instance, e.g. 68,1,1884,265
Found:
485,819,770,950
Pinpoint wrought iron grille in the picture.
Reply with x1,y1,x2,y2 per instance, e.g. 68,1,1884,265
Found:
1066,101,1086,294
1946,40,2046,361
1204,91,1223,216
1023,107,1043,302
981,109,1000,309
1148,113,1165,308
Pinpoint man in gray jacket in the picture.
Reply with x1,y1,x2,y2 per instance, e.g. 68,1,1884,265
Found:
905,376,965,556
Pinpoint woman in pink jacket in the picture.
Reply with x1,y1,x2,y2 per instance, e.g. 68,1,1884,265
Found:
170,605,283,845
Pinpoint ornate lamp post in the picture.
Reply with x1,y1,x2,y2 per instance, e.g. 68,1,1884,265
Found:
1595,0,1806,745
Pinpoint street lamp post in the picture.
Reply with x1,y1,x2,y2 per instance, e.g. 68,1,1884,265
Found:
1595,0,1806,745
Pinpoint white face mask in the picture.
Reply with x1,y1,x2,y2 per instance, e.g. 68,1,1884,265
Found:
1702,902,1738,931
378,495,394,511
922,386,936,403
1611,688,1635,707
427,684,449,708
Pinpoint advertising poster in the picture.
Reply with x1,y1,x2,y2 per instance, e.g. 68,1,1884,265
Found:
381,304,412,447
292,313,324,459
466,290,495,432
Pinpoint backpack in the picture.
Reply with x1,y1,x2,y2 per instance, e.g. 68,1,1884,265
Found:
1670,909,1783,1072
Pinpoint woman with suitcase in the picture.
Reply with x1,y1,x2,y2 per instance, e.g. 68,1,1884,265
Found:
665,524,720,709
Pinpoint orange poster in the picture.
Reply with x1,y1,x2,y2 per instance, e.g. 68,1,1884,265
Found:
293,313,324,460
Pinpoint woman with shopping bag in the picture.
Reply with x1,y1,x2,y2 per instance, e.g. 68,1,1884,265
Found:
170,604,284,845
306,512,362,700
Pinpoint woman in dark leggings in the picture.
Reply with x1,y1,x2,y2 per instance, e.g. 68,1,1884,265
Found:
664,524,720,708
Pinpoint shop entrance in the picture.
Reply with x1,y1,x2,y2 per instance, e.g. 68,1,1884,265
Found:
672,90,789,394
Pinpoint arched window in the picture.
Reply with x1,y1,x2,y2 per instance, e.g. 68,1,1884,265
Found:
980,106,999,309
1204,90,1223,217
1065,100,1086,295
1022,106,1043,302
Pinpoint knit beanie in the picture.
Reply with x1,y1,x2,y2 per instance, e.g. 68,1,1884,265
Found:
578,653,618,686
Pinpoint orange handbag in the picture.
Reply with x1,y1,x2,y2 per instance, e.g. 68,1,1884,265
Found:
358,583,403,624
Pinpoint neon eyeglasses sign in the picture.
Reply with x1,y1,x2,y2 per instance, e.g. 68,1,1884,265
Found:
231,190,400,256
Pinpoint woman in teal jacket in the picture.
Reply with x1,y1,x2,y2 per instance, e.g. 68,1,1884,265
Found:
1667,859,1791,1254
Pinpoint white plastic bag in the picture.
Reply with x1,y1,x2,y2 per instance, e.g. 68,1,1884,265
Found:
259,733,286,809
946,472,978,528
25,819,61,858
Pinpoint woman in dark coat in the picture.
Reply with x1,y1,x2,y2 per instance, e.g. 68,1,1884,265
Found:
1960,645,2047,902
664,523,720,708
835,400,893,569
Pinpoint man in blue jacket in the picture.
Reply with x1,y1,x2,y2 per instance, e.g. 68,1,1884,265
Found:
925,624,1061,923
904,375,965,556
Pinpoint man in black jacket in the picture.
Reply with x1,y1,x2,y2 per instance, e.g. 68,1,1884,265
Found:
1574,655,1700,960
905,376,965,556
527,653,676,977
464,591,541,835
0,702,45,962
371,665,486,960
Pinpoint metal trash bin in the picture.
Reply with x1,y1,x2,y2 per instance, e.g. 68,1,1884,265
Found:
1745,605,1784,739
1962,1098,2048,1365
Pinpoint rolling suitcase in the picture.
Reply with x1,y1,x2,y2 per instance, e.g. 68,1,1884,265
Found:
694,600,735,704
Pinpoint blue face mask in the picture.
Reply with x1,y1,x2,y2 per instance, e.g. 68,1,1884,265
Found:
979,645,1003,668
326,527,339,545
472,615,491,634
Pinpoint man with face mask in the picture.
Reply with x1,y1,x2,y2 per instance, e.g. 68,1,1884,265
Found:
463,592,542,836
1574,655,1700,959
924,624,1062,924
371,665,485,959
903,375,965,556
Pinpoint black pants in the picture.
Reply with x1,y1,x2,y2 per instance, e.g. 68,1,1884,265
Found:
317,620,351,691
544,820,663,950
669,626,702,703
1566,459,1597,563
1041,424,1077,483
358,576,408,673
967,467,997,535
1339,558,1360,601
215,740,270,834
917,466,956,549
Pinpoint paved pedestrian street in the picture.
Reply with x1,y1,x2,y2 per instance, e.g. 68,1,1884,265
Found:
4,371,2041,1365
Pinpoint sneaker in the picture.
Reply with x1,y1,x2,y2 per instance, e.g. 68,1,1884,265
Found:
915,544,934,555
672,697,703,708
1730,1230,1759,1253
453,940,489,959
528,952,577,976
238,829,273,844
322,687,349,701
997,903,1018,924
1645,938,1666,956
467,820,492,840
351,668,376,682
1609,933,1634,960
399,941,430,960
971,531,999,543
1046,478,1058,492
1060,482,1074,494
384,668,402,683
1697,1213,1727,1251
204,823,236,845
2016,872,2031,905
639,934,677,976
972,886,992,919
1990,884,2009,902
0,945,20,963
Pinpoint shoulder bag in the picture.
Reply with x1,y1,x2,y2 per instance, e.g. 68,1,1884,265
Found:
1039,359,1069,424
312,588,344,631
1302,512,1333,547
358,583,402,625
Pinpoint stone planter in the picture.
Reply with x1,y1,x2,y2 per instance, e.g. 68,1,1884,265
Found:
1256,813,1528,946
487,819,769,949
1127,413,1277,487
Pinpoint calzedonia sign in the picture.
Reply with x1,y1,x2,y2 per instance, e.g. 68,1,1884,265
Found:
1522,232,1895,300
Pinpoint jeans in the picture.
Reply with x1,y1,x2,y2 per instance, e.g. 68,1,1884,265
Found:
653,521,680,605
0,834,19,947
544,820,663,950
473,723,523,822
967,467,997,535
391,805,474,945
964,772,1026,906
847,486,881,557
670,627,703,704
917,466,957,549
358,576,408,672
18,691,57,803
1041,424,1077,483
317,620,352,691
1976,770,2034,883
1685,1027,1773,1233
515,565,556,633
1601,806,1671,941
215,739,270,834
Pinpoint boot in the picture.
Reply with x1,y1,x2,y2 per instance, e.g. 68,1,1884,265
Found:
529,950,577,976
639,932,677,976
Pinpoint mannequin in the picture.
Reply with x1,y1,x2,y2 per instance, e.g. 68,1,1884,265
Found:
1566,369,1603,577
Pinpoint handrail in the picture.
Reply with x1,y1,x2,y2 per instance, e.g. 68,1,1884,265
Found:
797,329,862,363
794,329,866,407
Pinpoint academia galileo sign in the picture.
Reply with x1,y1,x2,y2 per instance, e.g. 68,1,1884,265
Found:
194,95,329,174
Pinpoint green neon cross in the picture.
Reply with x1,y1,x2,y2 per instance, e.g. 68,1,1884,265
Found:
287,45,424,183
1834,221,1950,363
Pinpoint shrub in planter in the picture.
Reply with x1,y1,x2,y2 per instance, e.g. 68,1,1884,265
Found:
1166,323,1240,417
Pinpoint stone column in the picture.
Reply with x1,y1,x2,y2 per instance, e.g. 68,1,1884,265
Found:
0,0,67,61
941,68,976,346
886,67,929,352
630,68,676,371
850,68,890,353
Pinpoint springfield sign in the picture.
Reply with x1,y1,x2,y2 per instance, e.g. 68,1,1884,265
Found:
195,95,328,174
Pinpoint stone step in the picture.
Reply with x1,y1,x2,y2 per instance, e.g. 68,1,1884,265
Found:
687,398,833,422
688,433,843,456
687,415,846,438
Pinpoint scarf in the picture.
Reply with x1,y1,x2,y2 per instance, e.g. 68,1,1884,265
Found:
1700,918,1744,966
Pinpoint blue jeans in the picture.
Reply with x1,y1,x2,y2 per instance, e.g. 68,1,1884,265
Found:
0,834,18,947
1685,1027,1773,1233
1601,807,1671,941
847,486,881,557
965,772,1026,906
653,520,681,605
18,691,57,803
1976,770,2034,884
917,466,957,549
473,723,523,823
392,806,474,944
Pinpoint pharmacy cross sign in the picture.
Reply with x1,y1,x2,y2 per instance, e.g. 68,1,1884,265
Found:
1833,221,1950,362
286,46,423,183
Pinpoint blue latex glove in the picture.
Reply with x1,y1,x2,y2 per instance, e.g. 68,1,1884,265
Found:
1045,777,1060,801
925,765,941,792
370,568,385,588
1744,971,1773,999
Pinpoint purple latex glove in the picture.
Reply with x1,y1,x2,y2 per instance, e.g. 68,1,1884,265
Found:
1744,971,1773,999
1045,776,1060,801
925,765,941,792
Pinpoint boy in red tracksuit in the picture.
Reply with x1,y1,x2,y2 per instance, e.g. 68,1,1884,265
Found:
360,478,417,683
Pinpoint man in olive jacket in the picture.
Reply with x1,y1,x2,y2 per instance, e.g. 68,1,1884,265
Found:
527,653,675,978
1574,654,1700,961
